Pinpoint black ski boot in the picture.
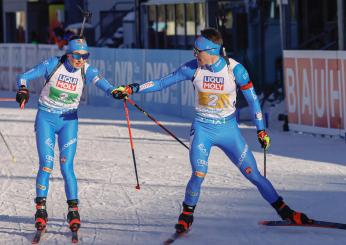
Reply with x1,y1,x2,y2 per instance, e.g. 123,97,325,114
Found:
175,203,195,233
271,197,312,224
67,199,81,232
34,197,48,230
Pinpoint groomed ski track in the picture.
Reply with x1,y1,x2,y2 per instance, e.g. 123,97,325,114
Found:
0,92,345,245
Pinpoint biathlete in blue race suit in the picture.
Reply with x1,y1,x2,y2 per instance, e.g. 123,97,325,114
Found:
112,28,312,233
16,36,117,232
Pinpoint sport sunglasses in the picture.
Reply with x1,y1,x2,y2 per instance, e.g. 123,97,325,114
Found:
71,53,90,60
193,47,217,55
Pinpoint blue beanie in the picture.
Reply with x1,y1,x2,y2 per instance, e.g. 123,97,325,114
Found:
67,38,88,53
194,36,221,56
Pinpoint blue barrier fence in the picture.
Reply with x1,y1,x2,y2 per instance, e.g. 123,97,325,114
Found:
0,44,196,119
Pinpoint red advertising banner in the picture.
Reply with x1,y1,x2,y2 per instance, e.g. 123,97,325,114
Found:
283,51,345,136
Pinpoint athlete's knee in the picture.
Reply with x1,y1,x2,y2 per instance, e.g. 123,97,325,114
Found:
187,171,206,189
241,165,262,183
194,170,207,179
61,166,75,179
60,163,75,181
38,160,54,180
40,166,53,176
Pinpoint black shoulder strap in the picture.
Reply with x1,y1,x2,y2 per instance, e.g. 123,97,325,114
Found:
44,55,86,86
81,65,86,84
222,55,230,67
191,66,200,82
44,55,67,86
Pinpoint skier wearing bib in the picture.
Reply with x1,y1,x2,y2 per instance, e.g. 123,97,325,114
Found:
112,28,311,233
16,36,118,233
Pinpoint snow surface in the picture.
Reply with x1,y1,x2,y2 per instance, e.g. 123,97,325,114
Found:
0,91,345,245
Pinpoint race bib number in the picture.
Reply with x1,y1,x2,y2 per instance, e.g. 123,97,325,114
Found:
198,92,231,109
48,87,78,104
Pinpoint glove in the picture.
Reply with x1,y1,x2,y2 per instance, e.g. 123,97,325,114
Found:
111,83,139,100
257,130,270,150
16,85,30,106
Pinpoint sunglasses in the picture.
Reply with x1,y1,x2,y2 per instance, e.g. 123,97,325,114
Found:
193,47,217,55
71,53,90,60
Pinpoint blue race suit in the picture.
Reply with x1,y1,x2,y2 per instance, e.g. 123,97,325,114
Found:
136,57,279,206
17,56,114,201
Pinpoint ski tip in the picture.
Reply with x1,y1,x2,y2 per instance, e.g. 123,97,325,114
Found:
258,220,268,225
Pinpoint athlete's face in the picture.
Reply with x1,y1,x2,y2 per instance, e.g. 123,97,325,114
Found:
193,47,217,66
67,50,89,69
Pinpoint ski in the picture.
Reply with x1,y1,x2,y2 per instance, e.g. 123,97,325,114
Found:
71,231,79,243
259,219,346,230
31,229,45,244
163,231,189,245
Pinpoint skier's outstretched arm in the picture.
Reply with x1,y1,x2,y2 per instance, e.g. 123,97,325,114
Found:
233,63,270,149
111,59,198,99
85,66,115,95
16,57,58,88
15,57,59,107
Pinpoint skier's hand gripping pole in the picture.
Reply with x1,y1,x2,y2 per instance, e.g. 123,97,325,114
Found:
111,84,139,100
16,85,29,109
257,130,270,177
257,130,270,150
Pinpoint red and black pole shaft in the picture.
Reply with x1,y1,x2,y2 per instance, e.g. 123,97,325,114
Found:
126,98,189,150
123,100,140,190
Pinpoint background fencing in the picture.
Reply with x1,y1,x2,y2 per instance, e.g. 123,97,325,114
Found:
0,44,195,119
2,45,345,136
284,50,346,137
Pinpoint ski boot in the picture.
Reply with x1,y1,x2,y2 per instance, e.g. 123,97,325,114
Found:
67,199,81,232
34,197,48,230
271,197,312,224
175,203,195,233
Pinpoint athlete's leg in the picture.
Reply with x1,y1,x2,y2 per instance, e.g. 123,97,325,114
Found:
218,119,279,204
184,121,213,206
218,119,310,223
57,113,78,201
35,110,56,198
176,121,213,233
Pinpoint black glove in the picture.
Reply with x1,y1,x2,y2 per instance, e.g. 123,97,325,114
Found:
16,85,30,106
111,83,139,100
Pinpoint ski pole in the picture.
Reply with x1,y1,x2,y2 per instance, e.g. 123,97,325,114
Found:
0,98,16,101
0,129,16,163
126,98,189,150
264,149,267,177
20,101,25,109
123,100,140,190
